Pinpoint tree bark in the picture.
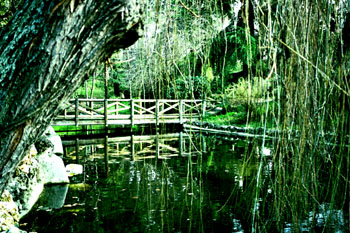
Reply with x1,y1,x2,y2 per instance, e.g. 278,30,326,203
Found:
0,0,144,194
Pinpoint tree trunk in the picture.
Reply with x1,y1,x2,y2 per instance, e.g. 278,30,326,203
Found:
0,0,144,194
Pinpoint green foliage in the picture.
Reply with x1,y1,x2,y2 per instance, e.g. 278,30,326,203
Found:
204,110,246,125
224,77,271,105
109,53,132,96
0,0,22,27
205,66,214,83
0,0,11,27
166,76,209,99
208,76,278,126
210,27,257,77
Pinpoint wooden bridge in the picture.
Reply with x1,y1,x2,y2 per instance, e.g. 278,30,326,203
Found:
52,99,216,127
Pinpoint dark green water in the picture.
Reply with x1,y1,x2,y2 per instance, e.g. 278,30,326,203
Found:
20,131,347,233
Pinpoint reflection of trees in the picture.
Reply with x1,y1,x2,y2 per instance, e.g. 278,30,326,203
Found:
101,134,261,232
104,157,201,232
23,131,347,232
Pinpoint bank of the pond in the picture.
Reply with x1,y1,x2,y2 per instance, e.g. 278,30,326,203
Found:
191,111,349,145
0,127,70,233
184,121,282,139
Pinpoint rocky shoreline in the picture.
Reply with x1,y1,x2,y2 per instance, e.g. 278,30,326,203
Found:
0,127,69,233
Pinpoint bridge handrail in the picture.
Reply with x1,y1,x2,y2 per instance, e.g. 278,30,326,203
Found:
56,98,218,126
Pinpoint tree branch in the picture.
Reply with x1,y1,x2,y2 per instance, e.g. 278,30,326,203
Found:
178,0,200,18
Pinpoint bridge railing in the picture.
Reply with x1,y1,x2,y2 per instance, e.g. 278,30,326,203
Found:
54,99,216,126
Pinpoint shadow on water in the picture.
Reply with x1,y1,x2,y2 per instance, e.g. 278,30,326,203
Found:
21,130,348,233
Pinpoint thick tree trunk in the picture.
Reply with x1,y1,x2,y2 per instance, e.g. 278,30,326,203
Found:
0,0,144,194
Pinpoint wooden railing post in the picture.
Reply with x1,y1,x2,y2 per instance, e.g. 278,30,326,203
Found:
179,100,183,124
104,99,108,127
130,99,134,126
75,99,79,127
140,101,143,116
156,99,159,126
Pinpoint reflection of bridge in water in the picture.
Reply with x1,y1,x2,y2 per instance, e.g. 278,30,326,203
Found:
63,133,206,168
53,99,218,127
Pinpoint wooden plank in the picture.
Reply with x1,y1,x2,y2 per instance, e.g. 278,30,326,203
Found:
105,100,130,112
109,101,130,113
158,102,179,115
156,99,159,126
179,100,183,124
77,105,103,116
154,99,178,102
107,115,132,120
133,103,156,115
183,100,202,103
158,143,179,153
183,101,201,114
130,99,134,126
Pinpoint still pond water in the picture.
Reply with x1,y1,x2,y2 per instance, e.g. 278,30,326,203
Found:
21,130,347,232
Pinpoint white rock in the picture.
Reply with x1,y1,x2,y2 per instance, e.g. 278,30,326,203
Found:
66,164,83,177
6,225,27,233
37,185,69,210
46,134,64,156
19,182,44,218
37,149,69,184
45,126,57,136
